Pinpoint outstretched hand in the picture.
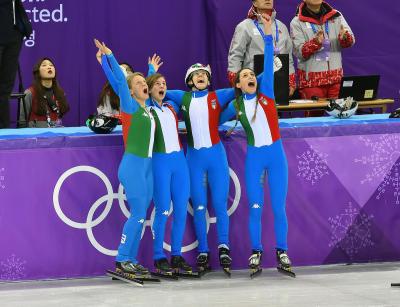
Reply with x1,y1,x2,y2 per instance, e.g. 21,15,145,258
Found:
339,25,348,40
273,56,282,73
94,39,112,56
148,53,164,72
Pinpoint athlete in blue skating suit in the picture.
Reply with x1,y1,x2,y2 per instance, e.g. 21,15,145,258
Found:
219,14,293,274
165,66,234,273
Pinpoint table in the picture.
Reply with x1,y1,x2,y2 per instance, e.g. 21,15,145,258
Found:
277,99,394,113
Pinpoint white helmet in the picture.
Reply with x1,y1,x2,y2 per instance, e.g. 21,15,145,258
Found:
185,63,212,88
326,97,358,119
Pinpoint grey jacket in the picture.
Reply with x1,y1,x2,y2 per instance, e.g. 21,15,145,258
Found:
290,2,355,88
228,11,295,86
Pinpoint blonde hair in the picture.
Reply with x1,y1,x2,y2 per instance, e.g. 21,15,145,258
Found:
126,72,145,90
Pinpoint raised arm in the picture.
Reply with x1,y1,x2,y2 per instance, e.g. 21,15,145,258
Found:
219,100,236,125
259,15,274,98
95,39,137,113
147,53,163,77
215,88,235,108
165,90,186,107
100,55,119,94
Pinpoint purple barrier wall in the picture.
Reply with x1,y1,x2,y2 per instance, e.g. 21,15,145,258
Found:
1,120,400,280
10,0,400,126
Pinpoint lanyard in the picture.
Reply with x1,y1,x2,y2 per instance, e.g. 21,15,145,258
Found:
310,21,329,35
253,20,279,44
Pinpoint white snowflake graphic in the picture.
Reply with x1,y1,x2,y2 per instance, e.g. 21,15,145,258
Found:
355,135,400,204
0,167,5,189
297,146,329,185
0,254,27,281
376,163,400,204
328,202,374,259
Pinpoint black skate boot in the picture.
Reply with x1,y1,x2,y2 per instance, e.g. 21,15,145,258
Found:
249,250,262,279
152,258,177,280
196,252,211,276
108,261,160,284
171,255,200,278
116,261,149,276
218,244,232,277
276,249,296,278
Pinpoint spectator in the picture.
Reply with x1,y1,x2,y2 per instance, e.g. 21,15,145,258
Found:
20,58,69,127
290,0,355,101
95,49,136,116
228,0,296,96
96,81,120,116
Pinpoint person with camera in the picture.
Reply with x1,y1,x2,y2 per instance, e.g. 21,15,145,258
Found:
20,58,69,127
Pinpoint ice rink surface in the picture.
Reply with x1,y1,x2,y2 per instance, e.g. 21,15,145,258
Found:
1,262,400,307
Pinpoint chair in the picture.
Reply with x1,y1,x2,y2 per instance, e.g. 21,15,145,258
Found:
10,92,27,128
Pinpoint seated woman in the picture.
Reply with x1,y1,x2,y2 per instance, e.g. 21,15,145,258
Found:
95,50,157,117
20,58,69,127
96,81,120,116
95,50,136,116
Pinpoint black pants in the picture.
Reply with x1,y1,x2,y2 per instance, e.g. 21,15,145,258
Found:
0,37,23,128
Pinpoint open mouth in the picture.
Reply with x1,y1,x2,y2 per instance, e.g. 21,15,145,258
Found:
143,88,148,94
159,90,165,96
48,70,53,74
197,80,205,84
248,81,256,88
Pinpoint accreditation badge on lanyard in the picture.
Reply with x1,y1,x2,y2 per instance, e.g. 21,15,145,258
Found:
311,22,330,62
254,20,281,55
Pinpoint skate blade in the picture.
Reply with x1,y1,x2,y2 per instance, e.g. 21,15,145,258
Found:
151,271,178,280
174,270,201,279
120,270,160,282
106,270,144,286
277,267,296,278
131,274,161,282
250,268,262,279
222,268,231,278
197,267,212,277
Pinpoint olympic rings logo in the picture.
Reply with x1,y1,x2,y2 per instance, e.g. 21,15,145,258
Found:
53,166,241,257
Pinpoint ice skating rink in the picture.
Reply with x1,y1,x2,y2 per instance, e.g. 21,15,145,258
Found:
1,262,400,307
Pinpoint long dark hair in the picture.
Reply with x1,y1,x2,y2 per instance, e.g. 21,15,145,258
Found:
226,68,259,136
31,57,69,116
97,81,120,111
